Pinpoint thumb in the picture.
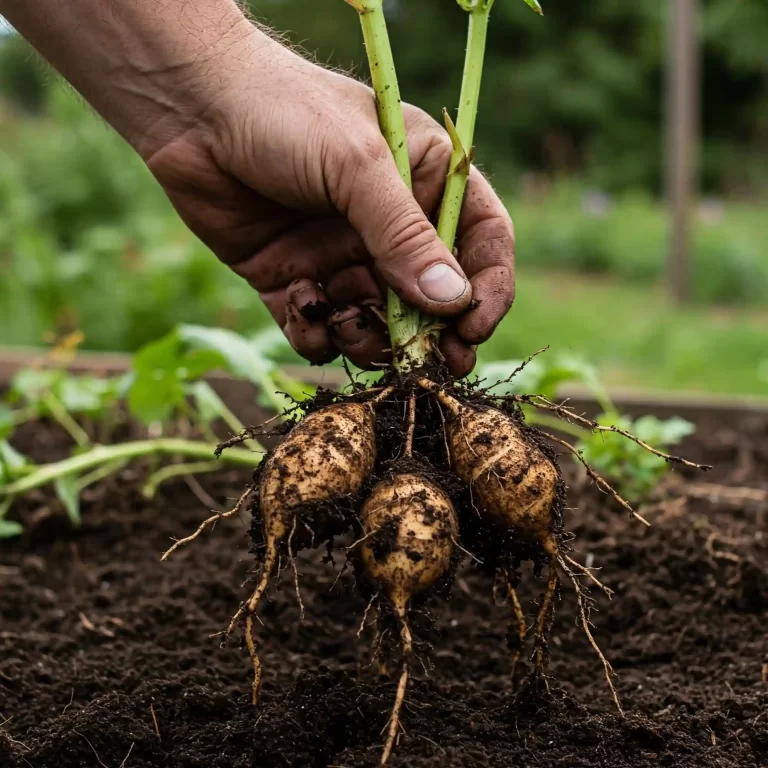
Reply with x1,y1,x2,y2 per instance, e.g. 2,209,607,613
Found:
340,137,471,316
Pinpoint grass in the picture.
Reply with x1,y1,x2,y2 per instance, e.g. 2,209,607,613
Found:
483,268,768,395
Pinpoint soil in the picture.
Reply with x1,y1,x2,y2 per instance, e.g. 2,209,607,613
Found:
1,408,767,768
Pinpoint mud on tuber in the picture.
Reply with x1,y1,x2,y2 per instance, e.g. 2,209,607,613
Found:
162,0,710,764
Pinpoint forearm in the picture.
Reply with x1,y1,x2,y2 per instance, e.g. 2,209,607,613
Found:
0,0,277,158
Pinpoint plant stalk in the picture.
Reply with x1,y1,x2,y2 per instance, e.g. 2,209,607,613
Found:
143,460,222,500
348,0,432,371
435,0,494,252
0,439,257,497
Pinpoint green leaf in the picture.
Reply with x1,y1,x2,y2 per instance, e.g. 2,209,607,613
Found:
56,374,123,416
128,372,184,425
54,475,81,527
8,368,60,408
189,380,228,426
0,518,23,539
128,329,227,425
0,405,15,440
178,325,293,414
250,326,294,359
522,0,543,15
0,440,29,484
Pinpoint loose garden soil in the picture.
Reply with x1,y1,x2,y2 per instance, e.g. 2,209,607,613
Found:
1,406,767,767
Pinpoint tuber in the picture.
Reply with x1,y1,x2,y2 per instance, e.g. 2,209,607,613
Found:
358,472,458,765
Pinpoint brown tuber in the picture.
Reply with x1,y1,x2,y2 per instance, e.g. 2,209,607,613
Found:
358,472,458,765
425,383,623,711
239,402,377,704
435,391,560,555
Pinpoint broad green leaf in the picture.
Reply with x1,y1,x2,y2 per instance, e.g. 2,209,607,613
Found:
128,372,184,425
57,374,123,416
250,326,294,359
179,325,276,382
8,369,60,408
179,325,292,413
129,330,227,425
54,475,81,527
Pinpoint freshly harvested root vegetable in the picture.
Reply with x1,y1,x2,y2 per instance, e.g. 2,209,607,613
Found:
422,383,625,707
164,400,379,705
357,472,458,765
238,401,378,704
431,388,561,555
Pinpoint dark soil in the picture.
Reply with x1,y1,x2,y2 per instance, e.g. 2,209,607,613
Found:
1,409,767,767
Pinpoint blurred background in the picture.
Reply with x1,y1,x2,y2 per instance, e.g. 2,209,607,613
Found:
0,0,767,395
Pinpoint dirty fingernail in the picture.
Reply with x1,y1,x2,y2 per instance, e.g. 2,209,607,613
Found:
329,308,369,347
417,263,468,303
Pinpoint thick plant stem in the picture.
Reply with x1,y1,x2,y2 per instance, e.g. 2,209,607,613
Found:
0,439,257,497
347,0,431,371
436,1,494,252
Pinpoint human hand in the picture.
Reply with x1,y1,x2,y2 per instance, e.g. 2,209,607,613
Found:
146,33,515,376
1,0,514,376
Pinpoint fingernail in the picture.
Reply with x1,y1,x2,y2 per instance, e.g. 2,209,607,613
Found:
329,307,368,347
290,283,331,321
417,263,468,303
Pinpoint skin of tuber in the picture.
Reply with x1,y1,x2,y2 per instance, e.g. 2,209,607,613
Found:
358,472,458,765
435,390,560,555
360,472,459,611
259,401,377,549
239,401,377,704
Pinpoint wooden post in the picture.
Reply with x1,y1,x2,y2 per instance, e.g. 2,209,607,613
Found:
666,0,700,303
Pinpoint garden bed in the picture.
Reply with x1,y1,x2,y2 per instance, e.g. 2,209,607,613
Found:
1,381,767,767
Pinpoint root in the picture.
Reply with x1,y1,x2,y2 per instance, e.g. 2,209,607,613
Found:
557,555,623,715
369,386,396,405
225,550,278,705
532,556,559,676
403,392,416,458
287,517,304,622
358,593,379,639
482,346,550,391
562,554,614,597
545,434,650,526
160,484,254,561
215,418,282,455
504,570,527,682
519,395,711,472
381,607,413,766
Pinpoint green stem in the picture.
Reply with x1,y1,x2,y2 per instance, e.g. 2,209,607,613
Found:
0,439,257,497
142,460,222,500
349,0,432,371
76,458,130,492
436,0,494,252
42,392,91,448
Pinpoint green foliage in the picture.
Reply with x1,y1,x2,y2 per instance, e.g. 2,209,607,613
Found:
128,332,227,424
580,414,695,501
511,184,768,305
7,368,125,420
0,324,317,537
